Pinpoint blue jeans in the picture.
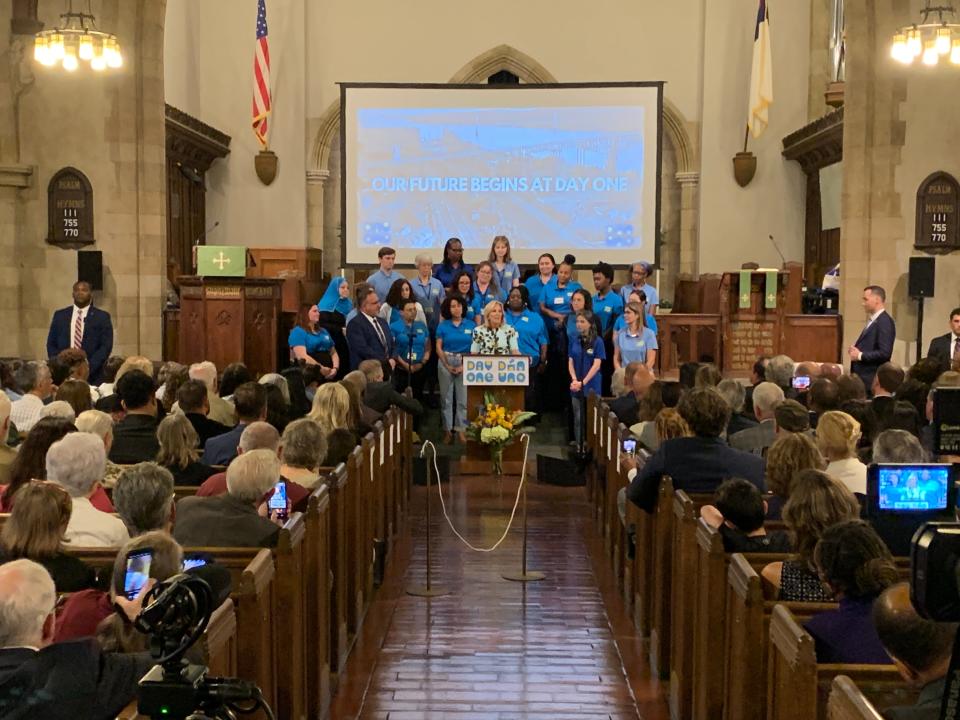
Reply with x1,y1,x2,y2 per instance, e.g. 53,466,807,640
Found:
438,361,467,431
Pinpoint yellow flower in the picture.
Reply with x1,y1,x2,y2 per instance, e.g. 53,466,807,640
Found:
502,421,513,430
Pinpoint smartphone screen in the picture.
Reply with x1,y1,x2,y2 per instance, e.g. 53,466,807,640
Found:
123,549,153,600
182,556,208,571
622,438,637,455
792,376,811,390
268,480,289,517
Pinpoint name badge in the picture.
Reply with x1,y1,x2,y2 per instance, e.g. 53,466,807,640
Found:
431,288,439,296
504,271,513,279
521,316,529,322
553,297,564,305
464,328,472,334
410,353,419,361
587,348,594,355
603,306,612,313
566,292,574,298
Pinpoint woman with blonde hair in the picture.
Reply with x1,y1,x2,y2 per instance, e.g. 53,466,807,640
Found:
470,301,519,355
764,432,826,519
654,407,692,444
816,410,868,495
0,481,97,591
156,413,216,486
488,235,521,290
308,382,353,433
761,469,861,601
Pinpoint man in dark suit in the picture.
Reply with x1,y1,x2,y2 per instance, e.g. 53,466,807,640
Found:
177,379,230,447
869,361,904,431
346,286,395,371
202,382,267,466
729,382,784,454
45,281,113,384
0,558,153,720
625,387,766,512
925,307,960,374
849,285,896,392
358,359,424,419
174,448,282,547
109,370,160,464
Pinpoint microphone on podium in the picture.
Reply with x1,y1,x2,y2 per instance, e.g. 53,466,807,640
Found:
191,221,220,273
768,234,787,268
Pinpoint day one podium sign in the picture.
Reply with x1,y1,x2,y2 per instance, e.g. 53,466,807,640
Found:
462,355,530,475
196,246,247,277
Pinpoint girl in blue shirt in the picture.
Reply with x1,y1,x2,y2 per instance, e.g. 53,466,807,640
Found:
379,278,427,326
614,301,659,371
564,289,604,343
539,257,582,328
489,235,521,290
568,310,605,445
435,295,476,443
288,304,338,378
390,298,431,402
471,261,506,322
524,253,556,312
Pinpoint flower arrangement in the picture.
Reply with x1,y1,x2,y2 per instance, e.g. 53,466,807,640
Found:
465,392,536,475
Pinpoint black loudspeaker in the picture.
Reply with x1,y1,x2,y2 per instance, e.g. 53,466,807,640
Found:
908,256,935,298
536,453,586,486
77,250,103,291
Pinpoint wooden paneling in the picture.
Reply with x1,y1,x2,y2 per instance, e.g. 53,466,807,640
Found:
781,314,843,363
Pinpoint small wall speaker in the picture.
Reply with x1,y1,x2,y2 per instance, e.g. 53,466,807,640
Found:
908,256,935,298
77,250,103,291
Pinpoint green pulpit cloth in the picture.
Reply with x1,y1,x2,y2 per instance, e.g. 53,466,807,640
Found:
197,246,247,277
739,271,751,309
764,271,778,309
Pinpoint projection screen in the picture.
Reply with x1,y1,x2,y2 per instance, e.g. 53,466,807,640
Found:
340,82,663,267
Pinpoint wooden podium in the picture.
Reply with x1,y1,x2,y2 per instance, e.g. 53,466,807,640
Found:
460,355,530,476
178,276,283,377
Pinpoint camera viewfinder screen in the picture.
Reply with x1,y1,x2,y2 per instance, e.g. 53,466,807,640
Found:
877,465,950,511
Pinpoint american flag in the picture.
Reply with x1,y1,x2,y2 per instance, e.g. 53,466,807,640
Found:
252,0,271,147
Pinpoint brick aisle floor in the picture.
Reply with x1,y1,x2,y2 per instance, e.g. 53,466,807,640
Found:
330,470,669,719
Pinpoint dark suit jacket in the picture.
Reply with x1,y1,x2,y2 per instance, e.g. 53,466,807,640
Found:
0,640,153,720
46,305,113,384
927,332,956,373
851,311,896,390
365,381,423,417
186,412,231,448
346,314,395,370
608,393,640,428
626,435,766,513
173,493,279,548
726,412,759,437
728,419,776,454
108,413,159,464
201,423,247,466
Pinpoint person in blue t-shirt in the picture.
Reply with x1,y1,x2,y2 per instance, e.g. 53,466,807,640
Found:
505,286,548,414
619,261,659,313
410,253,445,331
433,237,473,290
568,310,606,446
564,289,605,342
367,246,406,302
434,295,476,444
613,288,658,336
524,253,557,312
614,301,659,371
288,304,338,379
489,235,522,290
539,257,582,331
470,261,506,322
390,298,431,402
592,261,623,396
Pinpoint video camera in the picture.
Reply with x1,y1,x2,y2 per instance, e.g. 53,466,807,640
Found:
134,573,274,720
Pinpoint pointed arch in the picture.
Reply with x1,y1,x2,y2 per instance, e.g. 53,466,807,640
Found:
447,44,558,84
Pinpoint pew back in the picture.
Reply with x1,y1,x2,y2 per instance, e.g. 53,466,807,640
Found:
827,676,886,720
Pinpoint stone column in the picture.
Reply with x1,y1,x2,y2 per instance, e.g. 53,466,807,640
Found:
0,164,33,357
306,169,329,268
676,171,700,278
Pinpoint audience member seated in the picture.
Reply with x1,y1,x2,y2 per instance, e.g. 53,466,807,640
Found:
358,358,424,418
94,354,125,398
763,432,826,520
47,433,129,547
337,376,372,436
0,482,97,592
609,363,654,428
717,379,758,437
55,379,92,416
174,449,284,548
895,379,929,426
156,413,216,486
262,382,290,435
610,367,627,398
108,369,160,464
9,360,54,434
189,360,237,427
95,356,154,419
870,362,905,428
0,559,153,718
873,582,957,720
837,372,868,404
873,428,927,464
342,369,383,432
808,376,841,425
774,399,812,434
279,418,327,490
678,361,700,389
202,381,267,467
112,462,175,536
653,407,692,443
625,387,766,513
694,363,722,388
729,381,784,454
629,380,666,451
743,356,771,415
765,354,797,398
0,395,14,485
155,360,185,407
817,410,868,495
324,427,357,468
700,478,791,553
39,400,76,424
197,422,310,512
886,399,923,438
761,469,860,601
75,409,124,488
804,520,897,664
176,378,230,448
308,382,358,439
0,417,85,513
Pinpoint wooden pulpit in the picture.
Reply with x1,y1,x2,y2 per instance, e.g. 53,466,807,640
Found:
460,355,530,476
177,276,283,377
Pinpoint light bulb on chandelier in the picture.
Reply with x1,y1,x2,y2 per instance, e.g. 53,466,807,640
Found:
33,0,123,73
891,2,960,68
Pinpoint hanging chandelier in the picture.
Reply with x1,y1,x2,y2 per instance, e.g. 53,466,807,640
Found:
891,1,960,65
33,0,123,72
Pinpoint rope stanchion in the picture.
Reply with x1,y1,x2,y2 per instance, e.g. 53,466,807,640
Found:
406,436,449,598
502,434,545,583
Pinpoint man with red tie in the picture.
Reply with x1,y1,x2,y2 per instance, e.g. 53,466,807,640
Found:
46,281,113,384
848,285,895,393
926,307,960,374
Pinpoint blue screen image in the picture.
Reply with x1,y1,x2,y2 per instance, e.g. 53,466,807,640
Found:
877,465,949,511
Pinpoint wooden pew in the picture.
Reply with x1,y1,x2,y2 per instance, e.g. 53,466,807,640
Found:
767,604,916,720
827,676,887,720
174,485,200,499
648,476,675,678
199,598,239,676
323,462,350,673
345,446,365,636
271,512,309,720
304,485,332,720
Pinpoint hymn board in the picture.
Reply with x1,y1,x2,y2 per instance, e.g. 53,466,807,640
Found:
47,166,95,247
915,171,960,252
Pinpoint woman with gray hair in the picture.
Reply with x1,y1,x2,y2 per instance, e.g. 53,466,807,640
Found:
280,419,327,490
75,409,123,488
112,463,175,536
872,429,927,464
156,414,216,486
46,432,129,547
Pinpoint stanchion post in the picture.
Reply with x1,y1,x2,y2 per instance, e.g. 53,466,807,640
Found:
503,435,545,582
407,443,450,597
